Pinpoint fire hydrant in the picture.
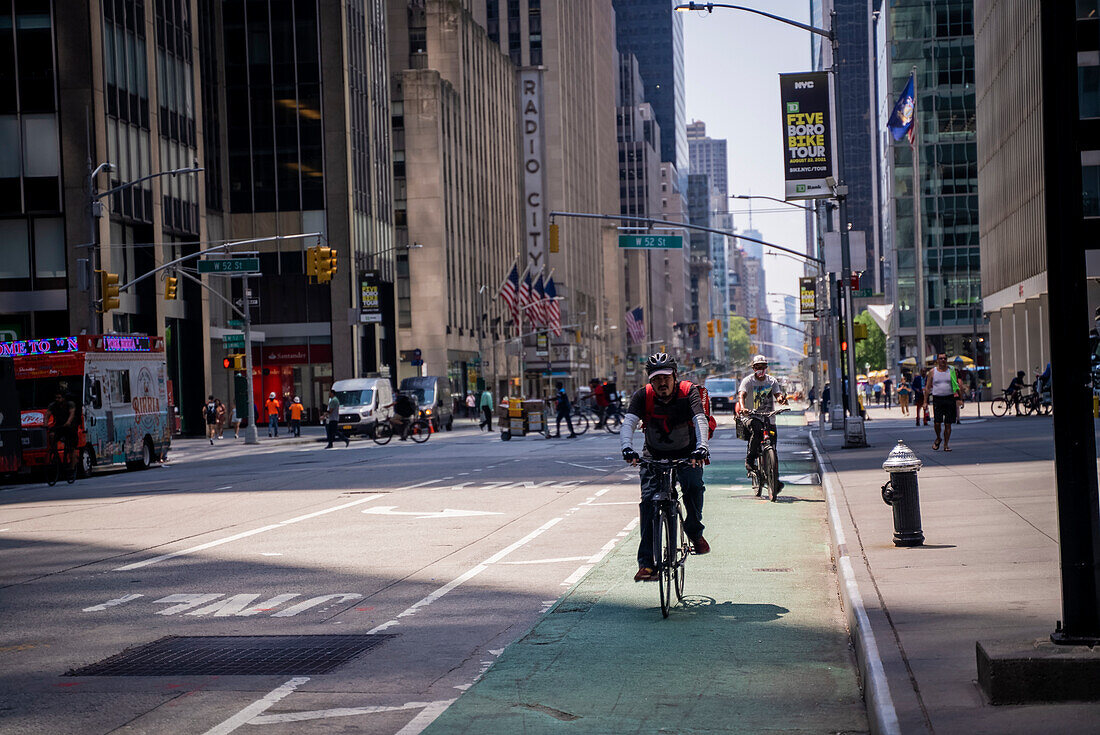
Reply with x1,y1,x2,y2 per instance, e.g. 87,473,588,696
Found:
881,440,924,547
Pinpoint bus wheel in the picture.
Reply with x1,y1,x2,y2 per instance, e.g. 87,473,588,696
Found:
78,446,95,478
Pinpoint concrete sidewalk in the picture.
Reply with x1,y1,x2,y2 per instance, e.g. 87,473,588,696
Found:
421,414,868,735
812,406,1100,734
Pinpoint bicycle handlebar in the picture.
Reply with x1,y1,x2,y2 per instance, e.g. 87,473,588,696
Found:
740,406,791,419
637,458,696,469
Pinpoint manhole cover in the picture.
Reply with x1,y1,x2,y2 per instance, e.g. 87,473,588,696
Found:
65,635,393,677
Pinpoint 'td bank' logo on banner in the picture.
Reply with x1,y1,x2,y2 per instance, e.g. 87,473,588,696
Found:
779,71,835,201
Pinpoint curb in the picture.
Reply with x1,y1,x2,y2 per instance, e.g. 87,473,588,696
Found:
809,428,901,735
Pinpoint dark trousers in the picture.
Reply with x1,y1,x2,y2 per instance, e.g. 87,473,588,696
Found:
325,421,347,447
745,422,777,471
268,415,278,436
556,408,575,436
638,463,705,566
481,405,493,430
290,419,301,437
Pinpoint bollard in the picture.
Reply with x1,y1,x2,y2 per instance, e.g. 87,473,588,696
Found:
880,440,924,547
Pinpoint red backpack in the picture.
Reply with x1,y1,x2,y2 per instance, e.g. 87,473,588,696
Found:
643,380,717,440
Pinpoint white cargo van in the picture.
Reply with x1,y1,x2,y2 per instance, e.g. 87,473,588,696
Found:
331,378,394,436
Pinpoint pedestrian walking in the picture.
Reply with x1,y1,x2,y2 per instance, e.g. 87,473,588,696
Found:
265,392,281,437
465,392,476,419
883,377,893,409
324,389,350,448
479,388,494,431
202,395,218,445
289,396,304,437
911,371,929,425
230,403,242,438
821,382,831,421
553,382,577,438
926,353,961,451
897,378,912,416
215,399,226,438
873,381,883,405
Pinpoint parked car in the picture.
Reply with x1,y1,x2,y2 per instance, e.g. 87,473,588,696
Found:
704,376,741,413
399,376,454,431
331,378,394,436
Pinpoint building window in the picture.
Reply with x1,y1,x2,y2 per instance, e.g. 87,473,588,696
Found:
1084,160,1100,217
1080,62,1100,119
0,219,29,279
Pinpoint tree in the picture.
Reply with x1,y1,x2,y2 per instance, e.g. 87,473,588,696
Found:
726,317,751,367
854,310,886,370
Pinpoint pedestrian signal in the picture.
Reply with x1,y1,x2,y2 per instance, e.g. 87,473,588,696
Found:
716,318,722,334
223,353,245,370
549,223,559,253
749,317,758,335
306,246,320,279
98,270,120,313
164,276,178,301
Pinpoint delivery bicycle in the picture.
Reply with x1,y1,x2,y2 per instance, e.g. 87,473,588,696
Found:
638,458,694,618
373,415,431,444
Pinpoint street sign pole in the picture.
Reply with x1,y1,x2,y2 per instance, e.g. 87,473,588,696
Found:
242,274,258,445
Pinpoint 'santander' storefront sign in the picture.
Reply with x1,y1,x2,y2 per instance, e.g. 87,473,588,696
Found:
779,71,836,200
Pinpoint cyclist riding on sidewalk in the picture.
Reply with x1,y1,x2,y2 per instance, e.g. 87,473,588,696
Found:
737,355,789,491
621,353,711,582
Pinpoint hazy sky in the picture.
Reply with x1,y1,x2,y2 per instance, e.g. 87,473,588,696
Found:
682,1,814,303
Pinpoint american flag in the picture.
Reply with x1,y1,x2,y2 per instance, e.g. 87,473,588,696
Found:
532,272,547,328
544,275,561,336
625,306,645,344
499,263,520,325
520,269,535,325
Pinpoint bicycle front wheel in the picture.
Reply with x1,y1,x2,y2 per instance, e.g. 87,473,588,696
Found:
572,413,589,435
990,398,1009,417
762,447,780,502
373,421,393,445
656,509,672,618
46,450,60,487
673,505,686,601
605,412,622,434
408,419,431,443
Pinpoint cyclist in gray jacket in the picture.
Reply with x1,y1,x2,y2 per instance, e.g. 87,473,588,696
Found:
621,353,711,582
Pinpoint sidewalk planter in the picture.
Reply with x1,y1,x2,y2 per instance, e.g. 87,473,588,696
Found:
881,440,925,546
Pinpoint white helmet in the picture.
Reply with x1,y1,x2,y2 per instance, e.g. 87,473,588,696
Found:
269,392,276,399
751,354,768,368
293,396,300,403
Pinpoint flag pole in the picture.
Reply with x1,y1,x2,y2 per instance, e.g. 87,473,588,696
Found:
911,67,927,375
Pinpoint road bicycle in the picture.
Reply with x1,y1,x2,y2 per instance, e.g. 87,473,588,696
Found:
991,386,1050,417
638,458,694,618
45,433,78,486
546,401,589,437
739,407,790,502
372,415,431,445
602,403,624,434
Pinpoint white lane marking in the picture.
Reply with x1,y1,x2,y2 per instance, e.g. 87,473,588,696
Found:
556,461,610,471
83,594,143,612
201,676,310,735
362,506,502,520
394,699,459,735
238,593,301,616
811,433,901,735
579,500,636,506
154,594,224,615
216,486,233,490
272,593,362,618
594,487,611,497
259,552,282,556
114,489,400,570
186,594,262,617
249,700,453,725
562,517,639,587
367,518,562,635
498,555,591,565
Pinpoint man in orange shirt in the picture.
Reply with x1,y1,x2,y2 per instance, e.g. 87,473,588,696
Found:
288,396,304,437
265,392,281,437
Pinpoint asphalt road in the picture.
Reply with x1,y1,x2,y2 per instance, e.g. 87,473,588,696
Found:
1,422,657,734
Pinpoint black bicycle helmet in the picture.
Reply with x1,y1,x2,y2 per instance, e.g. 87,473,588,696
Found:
645,352,677,376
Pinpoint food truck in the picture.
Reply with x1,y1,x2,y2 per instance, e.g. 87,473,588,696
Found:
1,335,171,476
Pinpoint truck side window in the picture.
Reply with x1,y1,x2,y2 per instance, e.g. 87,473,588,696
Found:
85,376,103,409
108,370,131,404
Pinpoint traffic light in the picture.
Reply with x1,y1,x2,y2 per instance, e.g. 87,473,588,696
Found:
549,223,559,253
749,317,758,335
317,247,337,283
715,318,722,335
305,246,320,280
706,320,715,338
222,353,244,370
98,270,120,313
853,322,869,341
164,276,178,301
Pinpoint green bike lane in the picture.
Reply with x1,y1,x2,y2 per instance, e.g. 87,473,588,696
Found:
423,413,868,735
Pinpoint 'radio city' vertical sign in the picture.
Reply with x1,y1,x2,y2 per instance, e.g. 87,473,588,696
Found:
519,68,546,268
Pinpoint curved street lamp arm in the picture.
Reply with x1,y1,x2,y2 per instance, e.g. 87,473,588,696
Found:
675,3,833,41
94,166,205,201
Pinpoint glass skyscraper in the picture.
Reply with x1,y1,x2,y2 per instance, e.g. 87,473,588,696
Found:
612,0,687,172
877,0,987,365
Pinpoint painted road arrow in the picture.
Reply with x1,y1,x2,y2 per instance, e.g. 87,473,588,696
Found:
361,506,503,520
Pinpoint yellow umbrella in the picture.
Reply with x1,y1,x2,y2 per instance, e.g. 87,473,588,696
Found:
949,354,975,368
856,374,868,383
898,356,917,367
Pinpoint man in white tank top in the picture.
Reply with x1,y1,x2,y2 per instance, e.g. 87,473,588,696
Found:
924,353,960,451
